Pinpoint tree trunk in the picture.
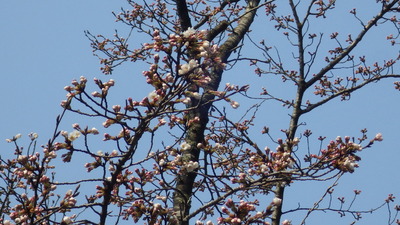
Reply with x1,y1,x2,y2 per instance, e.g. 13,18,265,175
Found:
171,0,261,223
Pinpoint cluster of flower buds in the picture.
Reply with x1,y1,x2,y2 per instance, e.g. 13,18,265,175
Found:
310,136,365,173
216,199,267,225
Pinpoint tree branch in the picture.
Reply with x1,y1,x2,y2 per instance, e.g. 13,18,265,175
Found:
305,0,399,89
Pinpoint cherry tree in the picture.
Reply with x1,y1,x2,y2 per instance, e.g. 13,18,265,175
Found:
2,0,400,225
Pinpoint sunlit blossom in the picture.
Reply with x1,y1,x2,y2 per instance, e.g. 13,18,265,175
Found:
231,218,241,224
186,161,199,172
182,27,196,38
344,158,358,173
272,197,282,206
17,155,28,164
159,159,166,166
29,132,39,140
91,127,99,135
191,92,201,99
183,97,191,105
62,216,73,224
148,90,161,104
179,59,199,75
181,142,191,151
292,137,300,145
68,130,81,142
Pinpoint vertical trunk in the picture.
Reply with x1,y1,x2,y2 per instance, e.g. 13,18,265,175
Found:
271,184,285,225
171,66,224,224
271,82,305,225
171,0,261,224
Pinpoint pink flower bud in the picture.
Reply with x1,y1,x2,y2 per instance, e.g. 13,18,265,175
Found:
282,220,292,225
225,198,234,207
374,133,383,141
112,105,121,112
80,76,87,82
64,86,73,92
71,80,79,86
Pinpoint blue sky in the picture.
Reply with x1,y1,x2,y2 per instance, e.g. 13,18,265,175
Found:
1,1,400,224
1,1,123,137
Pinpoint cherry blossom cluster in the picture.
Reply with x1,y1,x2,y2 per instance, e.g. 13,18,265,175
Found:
152,144,202,175
309,134,382,173
65,28,235,137
140,27,224,100
216,199,270,225
190,105,392,223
